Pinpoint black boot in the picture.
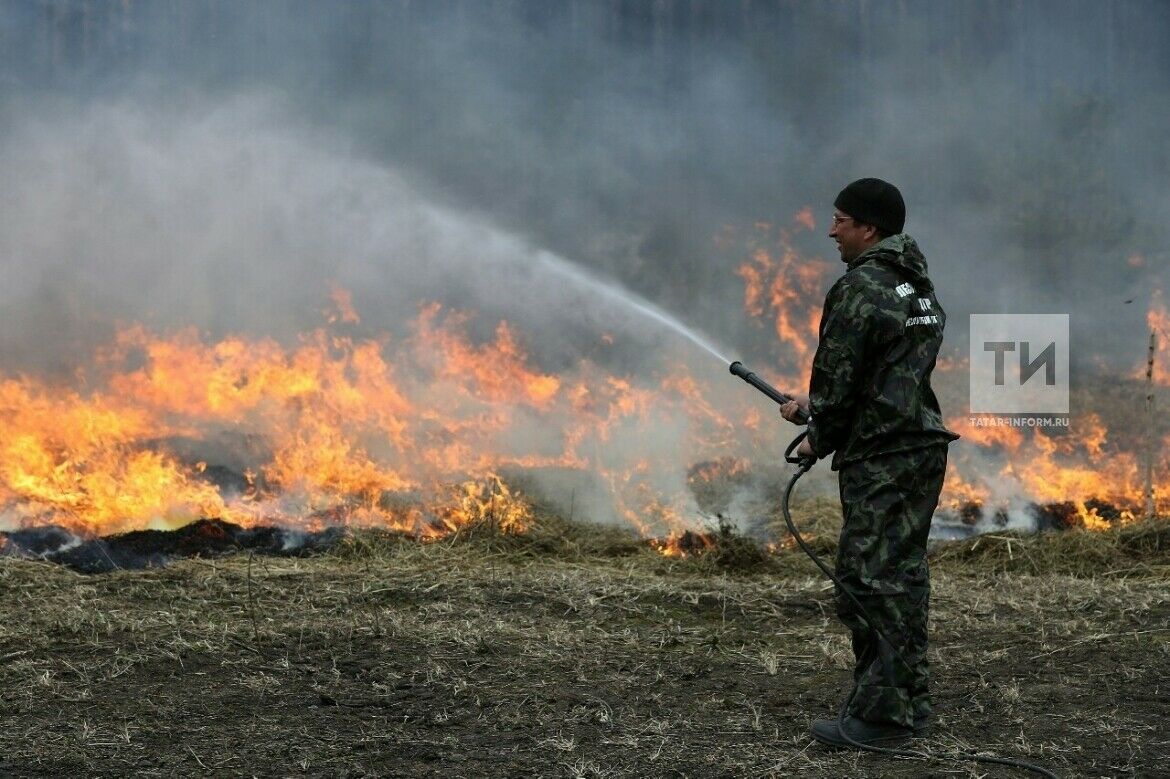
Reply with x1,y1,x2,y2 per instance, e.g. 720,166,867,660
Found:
810,715,913,749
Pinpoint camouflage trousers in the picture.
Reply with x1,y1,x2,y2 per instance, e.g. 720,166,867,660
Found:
835,445,948,728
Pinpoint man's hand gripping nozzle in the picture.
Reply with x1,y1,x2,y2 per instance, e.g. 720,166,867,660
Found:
728,362,807,420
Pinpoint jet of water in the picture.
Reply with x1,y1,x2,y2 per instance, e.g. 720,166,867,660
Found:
536,251,732,365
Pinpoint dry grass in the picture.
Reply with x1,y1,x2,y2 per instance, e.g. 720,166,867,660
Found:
0,505,1167,777
930,517,1170,577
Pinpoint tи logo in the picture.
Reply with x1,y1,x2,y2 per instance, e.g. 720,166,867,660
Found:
969,314,1069,414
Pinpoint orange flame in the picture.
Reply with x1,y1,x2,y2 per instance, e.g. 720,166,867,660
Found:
1145,290,1169,387
735,212,833,385
1,220,1164,550
649,529,717,558
326,284,361,325
0,295,767,544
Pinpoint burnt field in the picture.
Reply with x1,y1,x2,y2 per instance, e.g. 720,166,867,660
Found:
1,504,1168,779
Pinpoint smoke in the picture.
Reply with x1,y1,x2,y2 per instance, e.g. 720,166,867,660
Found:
2,1,1166,375
0,95,724,377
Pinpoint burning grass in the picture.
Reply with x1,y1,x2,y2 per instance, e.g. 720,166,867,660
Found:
0,282,1165,555
0,505,1166,777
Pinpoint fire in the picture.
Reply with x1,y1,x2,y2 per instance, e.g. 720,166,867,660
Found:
326,284,361,325
735,213,833,382
0,212,1164,550
415,303,561,408
794,207,817,232
941,468,989,513
687,457,751,486
418,475,530,538
0,294,759,544
649,529,717,558
0,379,233,533
953,417,1023,450
943,412,1161,529
930,291,1168,528
1145,289,1169,387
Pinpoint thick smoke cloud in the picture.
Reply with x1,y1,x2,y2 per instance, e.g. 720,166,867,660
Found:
0,96,725,378
0,0,1167,376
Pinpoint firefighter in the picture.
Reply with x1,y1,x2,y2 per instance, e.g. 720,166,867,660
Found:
780,178,960,748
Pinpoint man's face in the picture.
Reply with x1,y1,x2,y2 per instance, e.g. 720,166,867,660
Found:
829,210,874,263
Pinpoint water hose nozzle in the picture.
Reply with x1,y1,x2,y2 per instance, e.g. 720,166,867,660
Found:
728,361,809,424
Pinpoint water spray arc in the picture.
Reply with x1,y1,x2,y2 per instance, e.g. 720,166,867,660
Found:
537,252,731,364
728,362,1059,779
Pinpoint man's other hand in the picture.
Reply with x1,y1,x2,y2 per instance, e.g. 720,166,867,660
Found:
795,437,816,459
779,393,810,424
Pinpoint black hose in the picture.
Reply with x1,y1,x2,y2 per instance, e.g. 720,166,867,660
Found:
781,436,1059,778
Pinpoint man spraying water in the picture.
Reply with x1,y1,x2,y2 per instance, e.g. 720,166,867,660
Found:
779,178,959,748
730,186,1055,776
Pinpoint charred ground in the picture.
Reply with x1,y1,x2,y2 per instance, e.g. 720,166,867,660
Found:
0,504,1167,778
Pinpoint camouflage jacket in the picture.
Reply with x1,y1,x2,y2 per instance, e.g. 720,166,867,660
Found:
806,234,959,470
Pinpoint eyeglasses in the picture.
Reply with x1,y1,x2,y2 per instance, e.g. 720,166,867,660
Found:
830,214,856,226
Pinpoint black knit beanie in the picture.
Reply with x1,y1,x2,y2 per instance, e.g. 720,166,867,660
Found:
833,178,905,235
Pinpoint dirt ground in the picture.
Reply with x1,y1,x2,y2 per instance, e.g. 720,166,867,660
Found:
1,510,1167,778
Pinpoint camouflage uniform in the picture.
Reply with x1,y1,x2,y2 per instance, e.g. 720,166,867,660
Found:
805,234,959,728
